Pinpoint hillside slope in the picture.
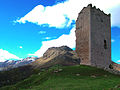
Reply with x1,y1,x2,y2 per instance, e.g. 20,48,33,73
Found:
1,65,120,90
0,65,34,87
0,46,80,88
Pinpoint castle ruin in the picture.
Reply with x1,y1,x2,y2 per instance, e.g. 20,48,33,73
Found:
75,4,111,68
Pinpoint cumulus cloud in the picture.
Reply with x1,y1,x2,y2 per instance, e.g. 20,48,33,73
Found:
109,5,120,27
28,27,76,57
0,49,20,62
15,0,120,28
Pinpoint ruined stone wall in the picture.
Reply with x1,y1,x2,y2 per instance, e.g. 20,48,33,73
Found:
76,4,111,68
75,5,91,65
90,7,111,68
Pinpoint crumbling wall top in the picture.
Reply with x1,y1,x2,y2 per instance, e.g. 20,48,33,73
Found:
78,4,110,16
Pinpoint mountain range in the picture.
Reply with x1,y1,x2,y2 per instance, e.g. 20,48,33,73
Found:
0,46,80,88
0,46,80,71
0,57,38,71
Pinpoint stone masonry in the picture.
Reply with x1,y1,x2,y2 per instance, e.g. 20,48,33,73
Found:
75,4,111,68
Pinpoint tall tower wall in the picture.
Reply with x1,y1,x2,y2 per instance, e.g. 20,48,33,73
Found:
76,6,91,65
90,7,111,68
75,4,111,68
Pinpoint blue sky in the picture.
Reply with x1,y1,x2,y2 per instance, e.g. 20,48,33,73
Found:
0,0,120,63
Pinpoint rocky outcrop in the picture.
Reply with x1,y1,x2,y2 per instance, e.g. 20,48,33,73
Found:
111,61,120,71
32,46,80,68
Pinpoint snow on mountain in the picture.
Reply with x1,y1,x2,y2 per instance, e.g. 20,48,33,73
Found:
0,57,39,71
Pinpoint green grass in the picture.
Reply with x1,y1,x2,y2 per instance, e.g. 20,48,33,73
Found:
0,65,34,87
0,65,120,90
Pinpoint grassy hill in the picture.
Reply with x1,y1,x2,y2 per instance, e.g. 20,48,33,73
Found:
0,65,34,87
0,65,120,90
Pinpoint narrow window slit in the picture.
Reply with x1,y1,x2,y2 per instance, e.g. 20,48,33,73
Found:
104,40,107,49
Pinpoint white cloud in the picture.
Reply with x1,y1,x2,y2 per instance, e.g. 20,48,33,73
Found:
45,37,51,40
19,46,23,49
108,5,120,27
28,27,76,57
111,39,115,43
15,0,120,28
38,31,46,34
0,49,20,62
42,36,57,40
117,60,120,63
28,54,36,57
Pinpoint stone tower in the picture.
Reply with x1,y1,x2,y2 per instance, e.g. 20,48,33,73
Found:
75,4,111,68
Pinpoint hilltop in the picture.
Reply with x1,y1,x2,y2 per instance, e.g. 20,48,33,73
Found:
0,65,120,90
32,46,80,69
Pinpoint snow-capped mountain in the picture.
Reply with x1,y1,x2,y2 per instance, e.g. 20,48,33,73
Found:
0,57,39,71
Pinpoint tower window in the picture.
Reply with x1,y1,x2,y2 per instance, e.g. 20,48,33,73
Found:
104,40,107,49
